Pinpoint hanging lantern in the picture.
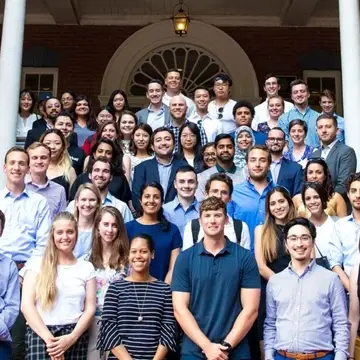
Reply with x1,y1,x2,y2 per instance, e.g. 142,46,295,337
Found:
172,0,190,36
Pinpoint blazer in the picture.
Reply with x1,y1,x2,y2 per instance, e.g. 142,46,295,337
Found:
311,141,357,195
136,105,171,127
132,156,188,212
276,158,304,197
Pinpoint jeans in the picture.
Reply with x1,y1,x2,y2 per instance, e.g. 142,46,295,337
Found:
0,341,12,360
275,351,335,360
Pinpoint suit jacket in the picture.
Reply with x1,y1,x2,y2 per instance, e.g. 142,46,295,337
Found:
311,141,357,195
132,156,188,212
136,105,171,126
277,158,303,197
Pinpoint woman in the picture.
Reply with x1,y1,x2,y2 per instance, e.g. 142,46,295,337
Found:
40,129,77,198
86,207,129,360
73,184,102,259
349,259,360,360
201,142,216,169
82,106,116,155
74,95,97,147
125,182,182,284
176,122,203,173
97,234,176,360
54,110,86,175
118,110,137,154
234,126,255,170
254,186,296,356
302,181,338,261
60,91,76,112
17,89,39,137
293,158,347,217
284,119,314,168
257,95,284,135
21,212,96,360
107,89,129,123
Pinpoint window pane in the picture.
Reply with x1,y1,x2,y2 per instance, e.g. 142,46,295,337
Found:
25,74,39,91
307,77,321,94
321,77,336,92
39,74,54,92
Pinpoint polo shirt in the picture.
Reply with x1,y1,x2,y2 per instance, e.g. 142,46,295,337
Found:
172,239,260,359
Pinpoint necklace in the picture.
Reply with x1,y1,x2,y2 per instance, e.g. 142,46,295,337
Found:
132,281,150,322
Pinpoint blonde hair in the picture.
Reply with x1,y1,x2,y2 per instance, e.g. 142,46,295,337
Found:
35,212,78,310
74,183,102,222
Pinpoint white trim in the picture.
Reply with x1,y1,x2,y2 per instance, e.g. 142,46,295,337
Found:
21,67,58,96
99,20,260,106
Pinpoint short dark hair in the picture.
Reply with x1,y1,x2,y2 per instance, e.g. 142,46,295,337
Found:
346,172,360,193
54,110,76,127
89,156,114,176
232,100,255,118
165,69,182,78
175,165,197,178
284,217,316,241
290,79,308,92
0,209,5,232
147,79,164,90
202,142,215,154
268,127,286,138
193,86,210,99
301,182,329,210
264,73,279,83
316,113,338,127
245,145,271,164
320,89,336,102
214,74,233,86
4,146,29,165
205,173,234,197
130,233,155,252
214,134,235,148
151,126,175,145
289,119,308,135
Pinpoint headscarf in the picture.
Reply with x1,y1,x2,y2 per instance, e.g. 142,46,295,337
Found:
233,126,256,170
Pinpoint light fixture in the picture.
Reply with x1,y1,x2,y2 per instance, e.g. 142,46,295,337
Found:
172,0,190,36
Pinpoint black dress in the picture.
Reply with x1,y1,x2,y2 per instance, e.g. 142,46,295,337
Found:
51,175,70,200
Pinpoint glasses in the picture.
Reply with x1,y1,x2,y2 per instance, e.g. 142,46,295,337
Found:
286,235,312,243
181,134,196,140
203,152,216,158
217,107,224,119
267,137,284,143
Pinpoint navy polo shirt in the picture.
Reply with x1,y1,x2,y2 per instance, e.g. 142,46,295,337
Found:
172,239,260,359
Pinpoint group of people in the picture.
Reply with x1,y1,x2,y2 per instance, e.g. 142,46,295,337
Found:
0,70,359,360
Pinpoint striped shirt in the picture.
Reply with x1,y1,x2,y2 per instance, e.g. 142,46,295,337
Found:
97,280,176,359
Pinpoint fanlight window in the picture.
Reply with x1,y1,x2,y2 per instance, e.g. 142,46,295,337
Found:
128,45,227,97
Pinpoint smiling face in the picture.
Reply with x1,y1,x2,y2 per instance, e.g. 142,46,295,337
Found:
200,209,226,237
320,95,335,113
202,145,216,168
285,224,313,263
269,191,290,222
268,97,284,119
291,84,310,107
28,146,51,176
316,118,337,145
306,163,325,184
266,129,286,154
215,138,235,163
54,116,74,138
129,237,154,274
152,130,174,158
247,148,270,181
94,142,113,161
98,212,119,244
165,71,181,93
42,133,63,161
170,96,187,120
119,114,136,136
97,110,114,125
133,128,150,152
304,187,323,217
264,77,280,97
174,171,197,200
146,82,163,106
180,127,197,151
20,92,33,112
89,161,112,191
53,219,77,253
45,99,61,120
237,131,253,151
75,188,99,218
101,124,118,141
3,151,29,185
113,93,126,112
194,89,210,112
206,180,231,204
290,124,306,145
140,186,162,216
75,100,90,117
61,92,74,110
348,180,360,211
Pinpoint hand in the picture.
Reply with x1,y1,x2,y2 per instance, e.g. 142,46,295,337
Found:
50,355,65,360
203,343,229,360
46,334,76,357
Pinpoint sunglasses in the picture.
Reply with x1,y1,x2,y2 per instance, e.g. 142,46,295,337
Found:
217,107,224,119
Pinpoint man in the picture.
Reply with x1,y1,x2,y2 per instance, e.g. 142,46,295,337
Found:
163,165,200,237
264,217,349,360
0,147,51,360
329,172,360,291
266,127,303,196
278,79,320,148
208,74,237,134
172,196,260,360
196,134,245,201
166,95,207,152
252,74,294,131
311,114,356,195
0,210,20,360
231,100,267,145
136,79,171,130
188,87,223,142
132,127,188,212
67,157,133,223
232,145,275,252
25,97,62,149
183,173,251,250
26,142,67,219
162,69,195,117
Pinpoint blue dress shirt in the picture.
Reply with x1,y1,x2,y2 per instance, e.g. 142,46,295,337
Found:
0,187,51,262
0,254,20,342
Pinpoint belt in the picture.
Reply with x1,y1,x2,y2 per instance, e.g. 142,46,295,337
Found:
15,261,26,271
278,350,330,359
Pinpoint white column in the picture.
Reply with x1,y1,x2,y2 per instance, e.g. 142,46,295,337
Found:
0,0,26,187
339,0,360,170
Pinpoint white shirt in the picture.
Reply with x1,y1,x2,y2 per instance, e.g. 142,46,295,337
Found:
162,92,195,118
252,99,294,131
29,257,95,325
16,113,39,137
208,99,237,134
182,216,250,251
188,112,223,142
315,216,338,259
321,139,338,160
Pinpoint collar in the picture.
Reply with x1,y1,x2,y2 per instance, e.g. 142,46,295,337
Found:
196,237,233,256
288,259,316,275
4,186,30,198
148,104,165,113
173,196,199,211
155,156,174,167
216,163,237,174
321,139,338,151
26,178,50,189
294,105,311,115
246,177,274,191
103,191,113,205
271,157,283,165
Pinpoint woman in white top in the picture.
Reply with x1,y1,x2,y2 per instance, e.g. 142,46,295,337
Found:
17,89,39,138
85,206,129,360
73,184,102,258
302,181,337,260
21,212,96,360
118,110,137,155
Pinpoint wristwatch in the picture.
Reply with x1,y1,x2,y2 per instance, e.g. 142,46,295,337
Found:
220,340,233,352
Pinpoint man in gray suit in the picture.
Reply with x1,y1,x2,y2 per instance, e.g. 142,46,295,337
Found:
311,113,357,195
136,79,171,130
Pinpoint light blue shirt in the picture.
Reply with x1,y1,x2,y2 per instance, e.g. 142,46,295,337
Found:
270,159,282,184
231,179,275,252
0,254,20,341
278,106,320,148
147,105,166,130
0,187,51,262
156,157,173,197
74,123,95,147
73,231,92,259
163,196,200,237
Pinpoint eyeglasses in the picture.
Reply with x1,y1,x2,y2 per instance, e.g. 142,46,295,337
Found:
217,107,224,119
267,137,284,143
286,235,312,243
203,152,216,158
181,134,196,140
